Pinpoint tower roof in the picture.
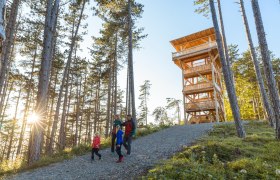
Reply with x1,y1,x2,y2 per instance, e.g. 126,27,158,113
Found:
170,27,216,52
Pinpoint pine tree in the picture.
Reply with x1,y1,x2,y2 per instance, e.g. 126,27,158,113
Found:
251,0,280,139
138,80,151,126
28,0,61,165
0,0,21,101
239,0,275,126
209,0,246,138
166,98,182,125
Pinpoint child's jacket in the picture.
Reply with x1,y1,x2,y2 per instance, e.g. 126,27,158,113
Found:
116,129,123,145
92,136,101,148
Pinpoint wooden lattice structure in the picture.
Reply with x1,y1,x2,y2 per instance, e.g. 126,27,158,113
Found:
170,27,225,124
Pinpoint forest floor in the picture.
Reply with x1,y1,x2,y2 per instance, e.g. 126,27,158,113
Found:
5,123,213,180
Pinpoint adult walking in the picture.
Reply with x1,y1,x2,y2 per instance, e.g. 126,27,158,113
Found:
122,114,136,155
111,114,123,153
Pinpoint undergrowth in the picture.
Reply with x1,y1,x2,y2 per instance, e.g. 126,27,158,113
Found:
144,121,280,179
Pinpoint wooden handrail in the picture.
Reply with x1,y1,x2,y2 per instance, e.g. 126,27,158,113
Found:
183,64,212,74
185,100,215,110
172,42,217,58
184,82,213,92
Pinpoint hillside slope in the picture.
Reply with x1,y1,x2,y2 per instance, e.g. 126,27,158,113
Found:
7,123,213,180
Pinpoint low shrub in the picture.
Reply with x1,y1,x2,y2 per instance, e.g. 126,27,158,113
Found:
144,121,280,179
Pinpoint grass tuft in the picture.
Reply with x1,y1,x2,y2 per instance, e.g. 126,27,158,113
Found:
143,121,280,179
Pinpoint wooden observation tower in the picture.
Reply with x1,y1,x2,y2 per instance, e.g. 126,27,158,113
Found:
170,27,225,124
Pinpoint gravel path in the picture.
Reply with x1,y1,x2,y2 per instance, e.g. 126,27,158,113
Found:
7,123,214,180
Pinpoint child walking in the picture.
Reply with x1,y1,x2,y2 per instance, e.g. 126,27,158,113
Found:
91,132,101,162
115,125,124,163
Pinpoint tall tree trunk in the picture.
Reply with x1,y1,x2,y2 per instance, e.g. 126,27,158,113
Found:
87,83,94,143
50,0,86,151
126,65,130,115
74,75,81,146
63,74,74,146
16,45,37,155
45,67,58,153
67,72,75,145
7,85,22,159
145,91,147,125
128,0,136,123
58,68,70,150
177,103,180,125
0,71,8,122
240,0,275,126
94,74,101,134
0,80,13,128
0,0,20,97
105,59,112,137
251,0,280,139
114,35,118,115
0,78,8,129
209,0,245,138
217,0,233,78
0,135,8,161
28,0,60,165
0,20,19,124
78,73,87,145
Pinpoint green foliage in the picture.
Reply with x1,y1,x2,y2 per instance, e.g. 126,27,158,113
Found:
225,46,280,121
225,47,266,120
152,107,171,125
165,98,181,124
136,124,170,137
138,80,152,125
193,0,209,17
143,121,280,179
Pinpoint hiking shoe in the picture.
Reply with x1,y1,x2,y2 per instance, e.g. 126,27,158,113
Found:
120,156,124,162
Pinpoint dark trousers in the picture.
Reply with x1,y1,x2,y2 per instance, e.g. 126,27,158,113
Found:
91,148,101,160
116,144,123,159
123,135,132,154
111,133,116,152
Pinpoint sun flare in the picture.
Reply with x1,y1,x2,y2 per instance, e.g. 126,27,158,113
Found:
27,113,40,124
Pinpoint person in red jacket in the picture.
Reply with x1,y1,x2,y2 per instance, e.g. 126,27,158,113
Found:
91,132,101,162
122,114,136,155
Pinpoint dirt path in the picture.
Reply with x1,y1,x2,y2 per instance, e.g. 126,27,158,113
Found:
7,123,214,180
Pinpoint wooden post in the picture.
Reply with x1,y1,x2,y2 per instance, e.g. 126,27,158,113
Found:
180,60,187,124
212,62,219,123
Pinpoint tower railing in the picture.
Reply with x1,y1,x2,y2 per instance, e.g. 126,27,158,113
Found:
185,100,216,111
172,41,217,58
183,64,212,75
183,82,213,92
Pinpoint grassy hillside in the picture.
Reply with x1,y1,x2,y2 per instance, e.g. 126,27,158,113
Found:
144,121,280,179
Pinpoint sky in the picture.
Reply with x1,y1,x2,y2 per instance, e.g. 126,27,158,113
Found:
82,0,280,123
